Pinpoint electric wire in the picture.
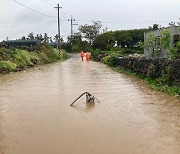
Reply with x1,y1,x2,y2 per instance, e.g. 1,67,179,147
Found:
43,0,55,7
11,0,56,18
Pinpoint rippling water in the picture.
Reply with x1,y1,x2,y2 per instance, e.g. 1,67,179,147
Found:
0,54,179,154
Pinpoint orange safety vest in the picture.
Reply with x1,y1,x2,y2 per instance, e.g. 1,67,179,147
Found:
80,51,84,57
86,52,90,59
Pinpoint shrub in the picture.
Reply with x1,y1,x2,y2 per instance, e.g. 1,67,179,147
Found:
41,44,60,62
108,53,119,67
102,55,110,65
60,50,70,60
91,49,101,59
0,61,16,73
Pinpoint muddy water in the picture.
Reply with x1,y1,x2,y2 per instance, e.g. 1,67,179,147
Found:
0,54,180,154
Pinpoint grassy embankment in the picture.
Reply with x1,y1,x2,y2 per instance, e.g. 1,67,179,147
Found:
91,50,180,97
112,66,180,97
0,44,70,73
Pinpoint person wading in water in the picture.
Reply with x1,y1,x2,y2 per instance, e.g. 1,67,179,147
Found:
86,52,91,62
80,50,85,61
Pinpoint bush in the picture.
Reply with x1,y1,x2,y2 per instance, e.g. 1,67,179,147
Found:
0,44,67,73
60,50,70,60
108,53,119,67
0,61,16,73
102,55,110,65
91,49,101,59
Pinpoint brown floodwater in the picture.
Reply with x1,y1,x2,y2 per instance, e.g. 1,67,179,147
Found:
0,54,180,154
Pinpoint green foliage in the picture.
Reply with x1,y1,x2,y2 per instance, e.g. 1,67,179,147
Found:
121,48,142,54
157,71,171,85
149,80,180,96
0,61,16,73
29,52,41,65
106,52,119,67
12,50,34,69
93,31,115,50
40,44,60,62
144,34,160,57
39,52,50,63
60,50,70,60
160,29,171,49
169,41,180,59
0,44,65,74
112,66,180,96
102,55,110,65
63,33,90,52
148,24,159,30
91,49,101,58
93,28,149,52
78,21,102,44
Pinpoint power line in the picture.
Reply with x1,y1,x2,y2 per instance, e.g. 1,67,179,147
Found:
43,0,54,7
60,10,69,22
11,0,56,18
68,15,78,37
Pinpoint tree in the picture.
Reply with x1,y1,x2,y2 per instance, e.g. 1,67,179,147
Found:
68,33,90,52
115,30,132,48
160,29,171,49
144,34,160,57
153,24,159,30
170,41,180,59
21,36,26,40
28,32,34,40
49,37,53,43
54,34,63,44
43,33,49,43
148,24,159,30
54,34,59,44
93,31,115,50
160,28,180,59
78,21,102,45
35,34,43,42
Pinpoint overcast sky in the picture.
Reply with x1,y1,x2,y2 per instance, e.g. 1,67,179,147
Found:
0,0,180,41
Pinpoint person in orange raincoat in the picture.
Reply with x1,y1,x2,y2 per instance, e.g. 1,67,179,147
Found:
80,51,84,61
86,52,91,62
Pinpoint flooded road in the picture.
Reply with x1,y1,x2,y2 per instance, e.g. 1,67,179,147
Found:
0,54,180,154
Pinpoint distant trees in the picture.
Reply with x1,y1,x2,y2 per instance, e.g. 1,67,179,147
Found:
148,23,159,30
93,31,115,50
93,29,149,52
62,33,90,52
28,32,34,40
19,33,60,44
78,21,102,45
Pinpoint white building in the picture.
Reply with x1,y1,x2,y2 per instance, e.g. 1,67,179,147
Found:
144,25,180,58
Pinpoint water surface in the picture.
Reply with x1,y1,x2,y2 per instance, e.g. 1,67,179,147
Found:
0,54,179,154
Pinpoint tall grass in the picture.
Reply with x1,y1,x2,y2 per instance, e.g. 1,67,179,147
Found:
0,61,16,73
0,44,70,73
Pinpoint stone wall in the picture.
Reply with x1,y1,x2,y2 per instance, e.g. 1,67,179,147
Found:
115,58,180,86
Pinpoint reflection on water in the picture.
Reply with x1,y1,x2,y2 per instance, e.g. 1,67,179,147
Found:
0,54,180,154
72,102,96,112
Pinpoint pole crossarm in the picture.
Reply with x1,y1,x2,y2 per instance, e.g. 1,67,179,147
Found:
68,15,78,39
54,4,62,51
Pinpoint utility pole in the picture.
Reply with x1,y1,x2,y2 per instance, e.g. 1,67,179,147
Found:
68,15,78,39
54,4,62,52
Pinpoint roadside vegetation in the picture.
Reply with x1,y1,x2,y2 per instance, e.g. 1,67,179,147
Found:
1,21,179,96
0,44,70,73
60,21,179,96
